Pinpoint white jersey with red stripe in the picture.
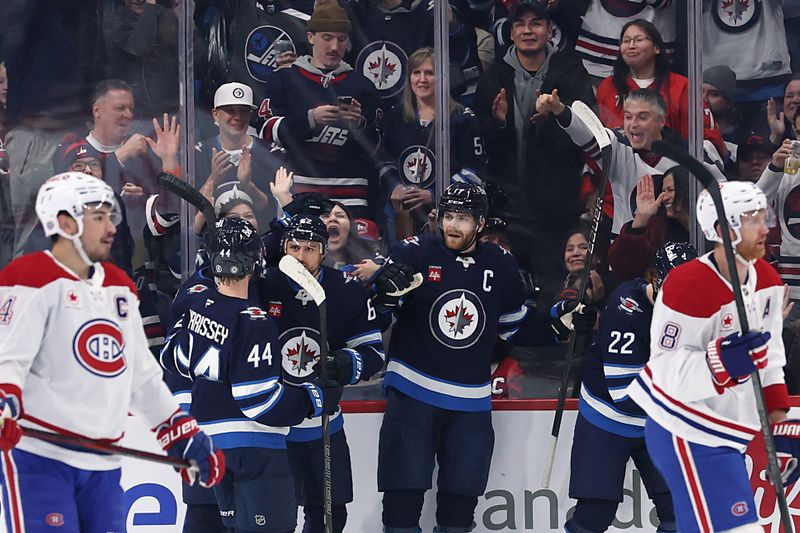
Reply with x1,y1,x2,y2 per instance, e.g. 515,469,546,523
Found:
575,0,676,79
766,168,800,299
0,251,178,470
627,253,788,453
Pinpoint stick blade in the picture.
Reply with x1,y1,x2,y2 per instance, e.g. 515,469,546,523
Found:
572,101,611,149
279,255,326,305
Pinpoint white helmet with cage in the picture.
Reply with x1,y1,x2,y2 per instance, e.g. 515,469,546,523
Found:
35,172,121,264
696,180,773,246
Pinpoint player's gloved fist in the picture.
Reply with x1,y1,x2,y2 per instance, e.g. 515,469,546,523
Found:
321,383,343,416
326,348,363,386
372,262,420,312
0,385,23,451
156,410,226,488
549,299,597,341
706,331,771,390
771,419,800,485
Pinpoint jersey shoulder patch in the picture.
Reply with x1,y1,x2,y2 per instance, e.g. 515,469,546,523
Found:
240,306,270,320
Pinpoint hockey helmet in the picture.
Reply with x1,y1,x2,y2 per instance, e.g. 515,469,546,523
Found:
210,217,262,278
281,214,329,254
653,241,697,293
438,183,489,221
696,181,774,246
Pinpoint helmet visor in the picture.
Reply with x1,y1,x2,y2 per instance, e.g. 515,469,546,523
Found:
740,207,776,229
83,199,122,227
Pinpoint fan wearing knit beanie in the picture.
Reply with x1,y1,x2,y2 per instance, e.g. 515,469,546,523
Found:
702,65,747,145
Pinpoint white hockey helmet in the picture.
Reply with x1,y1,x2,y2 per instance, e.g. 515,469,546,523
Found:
36,172,121,263
696,180,773,246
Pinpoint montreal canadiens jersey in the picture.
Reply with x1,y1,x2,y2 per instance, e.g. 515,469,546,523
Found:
260,56,381,219
383,236,556,412
627,254,788,452
0,252,178,470
257,265,384,441
575,0,675,79
579,279,652,438
161,287,314,450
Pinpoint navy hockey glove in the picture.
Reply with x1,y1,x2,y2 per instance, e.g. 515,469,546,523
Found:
327,348,363,387
706,331,770,390
371,262,420,311
156,410,226,488
300,381,342,416
771,419,800,485
0,385,22,451
549,299,597,341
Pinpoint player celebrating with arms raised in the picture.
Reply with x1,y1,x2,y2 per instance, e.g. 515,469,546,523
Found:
373,183,594,533
0,173,223,532
628,181,800,533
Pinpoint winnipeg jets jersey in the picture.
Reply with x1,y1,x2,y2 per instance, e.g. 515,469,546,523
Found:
762,167,800,299
257,265,384,441
383,236,556,412
580,279,652,438
161,288,315,449
0,252,178,470
627,254,788,452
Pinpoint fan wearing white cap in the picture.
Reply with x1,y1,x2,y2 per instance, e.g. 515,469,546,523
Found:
195,82,285,232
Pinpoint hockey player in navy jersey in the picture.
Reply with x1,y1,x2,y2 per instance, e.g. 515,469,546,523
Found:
0,173,223,533
627,181,800,533
257,214,384,533
566,242,697,533
373,183,595,533
260,2,382,220
162,217,338,533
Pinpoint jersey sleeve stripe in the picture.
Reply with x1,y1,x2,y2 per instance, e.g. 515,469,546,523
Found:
199,418,289,436
346,330,383,347
240,384,285,419
498,305,527,324
231,378,280,400
604,363,644,377
497,328,518,341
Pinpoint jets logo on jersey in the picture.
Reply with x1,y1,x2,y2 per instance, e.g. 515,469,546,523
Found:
245,26,295,82
399,145,435,188
429,289,486,349
618,296,643,315
712,0,761,33
357,41,407,100
600,0,647,17
241,307,269,320
72,319,127,378
188,284,209,294
783,184,800,239
280,328,321,378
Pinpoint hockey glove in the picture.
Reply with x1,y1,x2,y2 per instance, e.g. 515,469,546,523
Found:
771,419,800,485
283,192,334,217
327,348,363,387
0,385,22,451
156,410,225,488
706,331,770,390
371,262,421,312
549,299,597,341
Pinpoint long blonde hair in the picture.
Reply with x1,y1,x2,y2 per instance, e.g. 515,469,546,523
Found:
401,47,460,123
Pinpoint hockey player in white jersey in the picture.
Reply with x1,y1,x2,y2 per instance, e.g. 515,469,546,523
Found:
627,181,800,532
0,173,224,533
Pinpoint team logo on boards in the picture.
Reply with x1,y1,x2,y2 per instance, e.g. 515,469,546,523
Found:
429,289,486,349
399,145,435,189
245,26,296,82
357,41,406,100
72,319,126,377
280,328,321,378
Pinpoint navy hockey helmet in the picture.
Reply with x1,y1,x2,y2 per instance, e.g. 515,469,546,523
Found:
653,241,697,293
210,217,261,278
281,214,329,254
438,183,489,220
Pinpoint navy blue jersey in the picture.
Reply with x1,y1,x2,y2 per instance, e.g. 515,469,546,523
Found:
161,287,317,450
260,57,381,219
383,235,556,412
578,279,652,438
380,105,487,191
257,265,384,440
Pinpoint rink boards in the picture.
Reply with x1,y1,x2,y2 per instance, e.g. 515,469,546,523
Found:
4,400,800,532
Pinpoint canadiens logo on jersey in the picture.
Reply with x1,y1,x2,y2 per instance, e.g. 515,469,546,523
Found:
46,513,64,527
72,319,126,378
357,41,407,100
280,328,321,378
245,26,296,82
399,145,435,188
713,0,761,33
429,289,486,349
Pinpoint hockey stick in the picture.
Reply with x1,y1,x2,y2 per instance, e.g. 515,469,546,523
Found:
651,140,794,533
156,172,217,238
542,102,612,488
21,427,191,468
278,255,333,533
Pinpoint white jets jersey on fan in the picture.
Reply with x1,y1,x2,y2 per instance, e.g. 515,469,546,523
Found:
627,253,786,452
0,251,178,470
759,167,800,299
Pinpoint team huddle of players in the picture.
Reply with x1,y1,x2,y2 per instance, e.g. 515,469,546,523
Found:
2,171,800,533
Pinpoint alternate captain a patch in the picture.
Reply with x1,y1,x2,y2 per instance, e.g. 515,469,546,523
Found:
429,289,486,349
